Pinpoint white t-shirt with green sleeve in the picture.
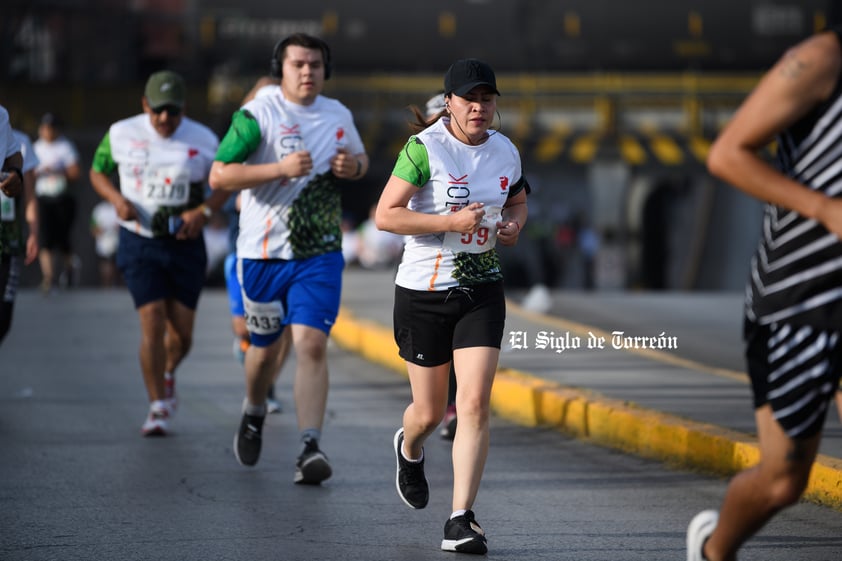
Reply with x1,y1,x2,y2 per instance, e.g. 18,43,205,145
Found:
91,115,219,238
391,118,528,291
215,91,365,261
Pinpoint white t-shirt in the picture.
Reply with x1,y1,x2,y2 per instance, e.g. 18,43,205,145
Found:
91,200,120,257
93,114,219,238
219,91,365,260
33,135,79,198
391,118,525,290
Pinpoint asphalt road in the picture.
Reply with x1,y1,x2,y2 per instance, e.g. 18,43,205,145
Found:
1,287,842,561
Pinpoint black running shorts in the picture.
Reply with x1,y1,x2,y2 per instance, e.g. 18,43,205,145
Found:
393,280,505,367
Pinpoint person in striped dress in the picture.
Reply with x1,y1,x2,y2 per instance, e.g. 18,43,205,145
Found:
687,25,842,561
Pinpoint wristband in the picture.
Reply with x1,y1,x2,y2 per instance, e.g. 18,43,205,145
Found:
354,159,363,178
199,204,212,218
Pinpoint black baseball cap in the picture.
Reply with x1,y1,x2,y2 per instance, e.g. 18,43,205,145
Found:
444,59,500,97
40,112,63,127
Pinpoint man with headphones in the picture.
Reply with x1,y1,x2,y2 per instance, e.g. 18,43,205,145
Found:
210,33,369,485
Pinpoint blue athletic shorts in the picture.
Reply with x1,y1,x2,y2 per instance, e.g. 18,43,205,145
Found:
116,228,207,309
238,251,344,347
224,252,244,317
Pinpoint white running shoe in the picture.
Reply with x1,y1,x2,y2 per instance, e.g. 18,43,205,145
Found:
686,510,718,561
266,384,282,414
141,402,170,437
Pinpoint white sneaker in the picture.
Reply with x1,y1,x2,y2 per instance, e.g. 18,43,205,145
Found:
141,402,170,437
522,284,552,313
686,510,718,561
266,384,282,414
266,396,282,414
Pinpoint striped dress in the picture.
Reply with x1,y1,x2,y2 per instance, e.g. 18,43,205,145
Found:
746,28,842,330
744,27,842,438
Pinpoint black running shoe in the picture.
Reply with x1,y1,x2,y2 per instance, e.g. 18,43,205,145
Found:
393,428,429,509
441,510,488,554
294,438,332,485
234,412,265,467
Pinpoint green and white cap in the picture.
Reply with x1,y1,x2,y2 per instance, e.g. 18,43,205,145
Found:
144,71,186,109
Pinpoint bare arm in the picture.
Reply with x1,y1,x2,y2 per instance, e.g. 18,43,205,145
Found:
209,150,314,192
22,168,38,264
241,76,278,104
330,148,369,180
64,160,82,182
497,189,528,247
89,168,137,222
170,184,234,240
707,30,842,237
1,152,23,198
374,174,485,236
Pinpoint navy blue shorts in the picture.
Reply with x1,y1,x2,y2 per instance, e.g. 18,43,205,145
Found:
116,228,207,309
393,281,506,367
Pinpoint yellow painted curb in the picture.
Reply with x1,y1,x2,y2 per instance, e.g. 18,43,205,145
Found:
333,307,404,374
331,306,842,511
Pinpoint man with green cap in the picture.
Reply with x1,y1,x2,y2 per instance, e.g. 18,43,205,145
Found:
89,70,230,436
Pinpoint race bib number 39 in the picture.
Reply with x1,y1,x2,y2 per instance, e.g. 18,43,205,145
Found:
243,297,285,335
442,206,501,254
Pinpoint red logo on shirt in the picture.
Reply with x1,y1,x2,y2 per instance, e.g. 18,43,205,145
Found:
188,148,199,158
336,128,345,142
448,173,469,185
499,176,509,190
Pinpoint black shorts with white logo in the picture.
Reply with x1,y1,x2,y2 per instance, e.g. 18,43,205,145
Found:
393,281,506,367
745,318,842,439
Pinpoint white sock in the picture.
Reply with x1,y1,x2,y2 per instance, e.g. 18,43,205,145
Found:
401,445,424,463
151,399,168,412
450,509,467,520
244,400,266,416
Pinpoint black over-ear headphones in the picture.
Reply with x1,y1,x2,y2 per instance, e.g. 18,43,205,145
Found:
269,34,333,80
